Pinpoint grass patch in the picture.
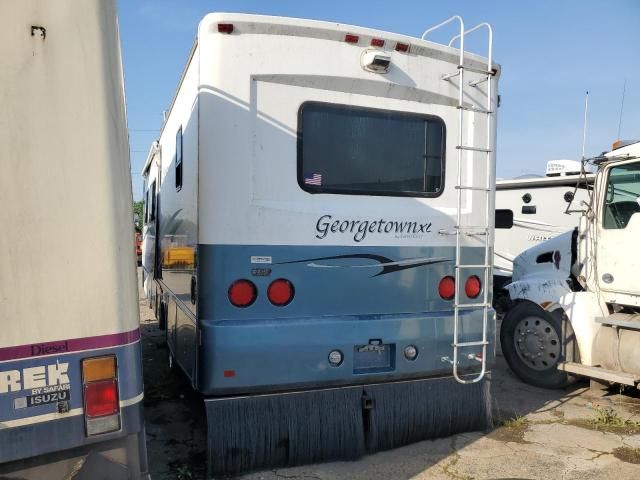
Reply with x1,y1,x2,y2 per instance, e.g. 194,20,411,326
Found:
591,407,640,433
488,415,530,443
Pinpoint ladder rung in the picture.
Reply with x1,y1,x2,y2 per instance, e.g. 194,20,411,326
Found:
457,105,493,114
453,341,489,348
455,302,491,309
455,186,491,191
469,77,490,87
456,264,491,269
461,65,494,76
456,145,492,153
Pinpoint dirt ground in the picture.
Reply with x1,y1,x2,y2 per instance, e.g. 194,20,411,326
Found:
139,270,640,480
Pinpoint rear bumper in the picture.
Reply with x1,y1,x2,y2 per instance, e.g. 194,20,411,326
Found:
197,309,495,395
0,403,149,479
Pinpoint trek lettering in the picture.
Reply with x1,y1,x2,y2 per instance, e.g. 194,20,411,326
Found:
0,363,70,394
315,215,432,243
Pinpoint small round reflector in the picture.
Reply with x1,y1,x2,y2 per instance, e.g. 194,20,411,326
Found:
228,279,257,307
438,276,455,300
465,275,482,299
404,345,418,361
328,350,343,366
267,279,294,306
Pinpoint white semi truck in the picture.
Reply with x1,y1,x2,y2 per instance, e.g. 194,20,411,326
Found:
500,141,640,389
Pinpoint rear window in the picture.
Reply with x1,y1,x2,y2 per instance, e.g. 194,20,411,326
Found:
298,102,445,197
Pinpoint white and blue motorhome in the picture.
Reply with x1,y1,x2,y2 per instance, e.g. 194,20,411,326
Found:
142,13,501,475
0,1,148,478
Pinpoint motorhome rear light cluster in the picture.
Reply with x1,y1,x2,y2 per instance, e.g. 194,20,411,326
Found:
267,279,295,306
228,279,257,307
82,355,120,436
370,38,385,47
438,276,456,300
218,23,234,34
344,34,359,43
395,42,410,52
465,275,482,299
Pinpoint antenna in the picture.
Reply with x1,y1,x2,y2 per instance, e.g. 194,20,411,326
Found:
617,78,627,140
581,90,589,160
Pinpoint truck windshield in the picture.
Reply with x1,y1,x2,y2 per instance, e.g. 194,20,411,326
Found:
298,102,445,197
603,161,640,229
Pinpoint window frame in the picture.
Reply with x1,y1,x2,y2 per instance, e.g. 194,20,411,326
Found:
601,161,640,230
175,126,183,192
296,101,446,198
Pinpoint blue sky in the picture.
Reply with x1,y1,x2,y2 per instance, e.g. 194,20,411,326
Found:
118,1,639,201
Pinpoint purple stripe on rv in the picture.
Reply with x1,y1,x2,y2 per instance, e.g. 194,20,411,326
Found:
0,329,141,362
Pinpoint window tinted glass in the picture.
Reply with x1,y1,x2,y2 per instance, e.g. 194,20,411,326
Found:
175,127,183,191
603,162,640,229
299,103,445,196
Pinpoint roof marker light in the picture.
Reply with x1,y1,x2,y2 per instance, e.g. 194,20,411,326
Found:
218,23,234,34
395,42,410,53
371,38,385,47
345,34,359,44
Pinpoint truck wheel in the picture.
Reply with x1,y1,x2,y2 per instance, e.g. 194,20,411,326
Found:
500,301,578,389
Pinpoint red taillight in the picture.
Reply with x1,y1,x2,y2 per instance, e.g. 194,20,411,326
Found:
345,34,359,44
371,38,385,47
465,275,482,299
218,23,234,34
228,279,257,307
395,42,409,52
267,279,294,306
438,276,455,300
84,379,119,418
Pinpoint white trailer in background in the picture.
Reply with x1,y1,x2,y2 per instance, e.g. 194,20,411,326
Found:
494,160,594,286
0,1,148,478
500,141,640,389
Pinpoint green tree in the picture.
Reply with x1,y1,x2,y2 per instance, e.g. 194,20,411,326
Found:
133,200,143,232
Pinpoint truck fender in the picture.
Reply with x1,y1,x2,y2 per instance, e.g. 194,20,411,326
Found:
505,278,571,308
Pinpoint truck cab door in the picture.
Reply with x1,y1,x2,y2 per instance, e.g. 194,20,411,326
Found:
595,159,640,295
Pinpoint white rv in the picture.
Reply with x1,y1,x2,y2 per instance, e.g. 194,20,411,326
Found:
0,1,148,478
142,13,502,474
494,160,594,285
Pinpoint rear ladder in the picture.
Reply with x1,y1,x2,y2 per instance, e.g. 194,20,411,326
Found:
422,17,496,384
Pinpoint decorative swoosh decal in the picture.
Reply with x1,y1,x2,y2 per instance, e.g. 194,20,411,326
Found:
278,254,451,277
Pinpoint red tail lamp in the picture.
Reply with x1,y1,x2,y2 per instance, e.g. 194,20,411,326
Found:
267,279,295,306
85,380,119,417
465,275,482,299
438,276,455,300
228,279,257,307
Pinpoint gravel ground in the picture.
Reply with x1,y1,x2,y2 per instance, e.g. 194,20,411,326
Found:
138,269,640,480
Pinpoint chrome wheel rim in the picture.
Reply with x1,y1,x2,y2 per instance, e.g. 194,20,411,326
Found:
513,315,561,371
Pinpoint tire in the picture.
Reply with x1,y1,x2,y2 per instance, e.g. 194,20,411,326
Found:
500,301,579,389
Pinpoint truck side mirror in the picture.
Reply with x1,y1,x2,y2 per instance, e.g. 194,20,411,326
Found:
495,209,514,229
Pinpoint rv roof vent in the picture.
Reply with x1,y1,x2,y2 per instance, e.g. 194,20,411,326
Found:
545,160,583,177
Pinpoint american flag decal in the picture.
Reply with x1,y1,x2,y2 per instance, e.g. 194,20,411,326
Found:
304,173,322,186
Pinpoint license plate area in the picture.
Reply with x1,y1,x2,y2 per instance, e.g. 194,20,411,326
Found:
353,342,395,374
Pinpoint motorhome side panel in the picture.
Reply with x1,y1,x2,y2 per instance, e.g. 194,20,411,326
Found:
193,16,499,395
143,44,200,378
0,1,147,478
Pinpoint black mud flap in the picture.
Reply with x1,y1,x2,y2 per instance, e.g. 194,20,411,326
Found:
205,376,492,476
